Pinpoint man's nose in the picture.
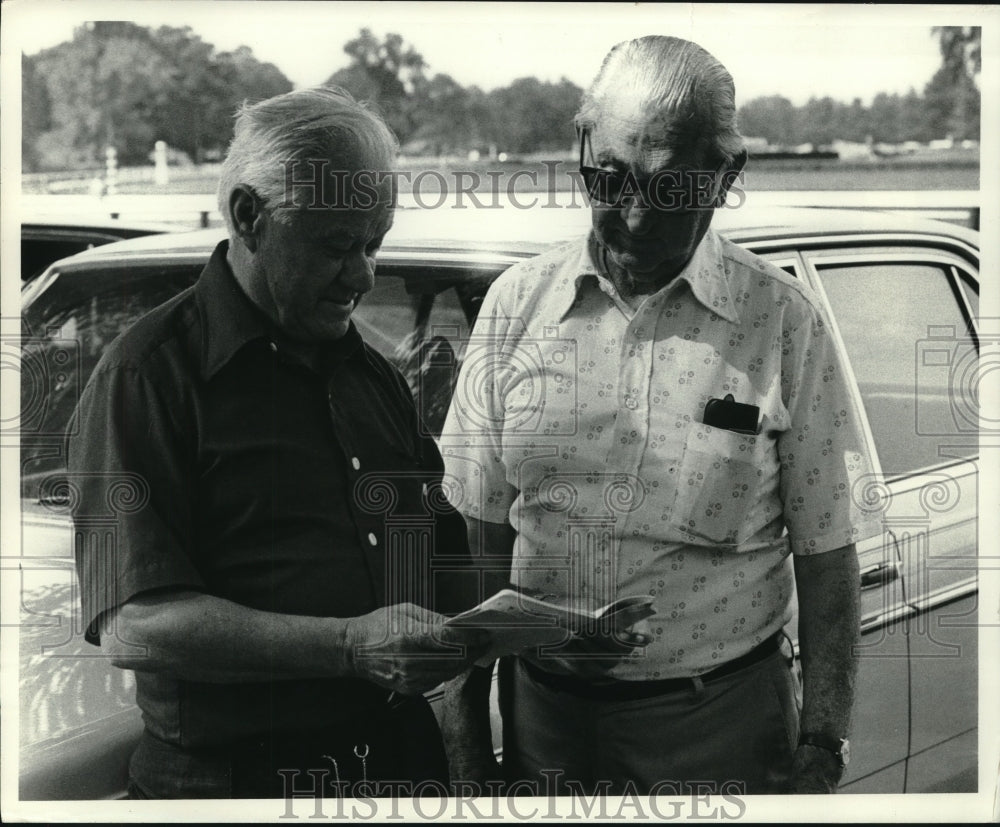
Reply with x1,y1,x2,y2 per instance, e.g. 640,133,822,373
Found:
621,197,656,235
339,249,376,293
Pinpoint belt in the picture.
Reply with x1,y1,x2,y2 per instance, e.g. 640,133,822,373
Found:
520,632,783,702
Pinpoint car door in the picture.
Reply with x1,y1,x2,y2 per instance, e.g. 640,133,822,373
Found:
800,241,979,793
747,247,913,792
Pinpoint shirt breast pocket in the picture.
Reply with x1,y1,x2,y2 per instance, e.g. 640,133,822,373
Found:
668,422,769,547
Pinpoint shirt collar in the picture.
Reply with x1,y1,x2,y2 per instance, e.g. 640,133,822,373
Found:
673,230,740,324
194,240,367,380
195,240,271,380
552,236,601,322
555,230,740,324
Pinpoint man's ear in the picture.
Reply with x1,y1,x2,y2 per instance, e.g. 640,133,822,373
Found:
228,185,265,253
715,148,748,208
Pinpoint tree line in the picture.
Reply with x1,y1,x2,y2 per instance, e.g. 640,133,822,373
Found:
22,22,294,171
22,24,980,173
740,27,980,148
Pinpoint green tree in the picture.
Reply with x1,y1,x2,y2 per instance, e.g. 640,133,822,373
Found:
464,86,503,151
899,89,928,142
148,26,226,164
325,29,426,142
30,22,165,166
840,97,870,144
21,54,52,172
26,22,293,170
925,26,981,141
409,73,476,155
736,96,797,145
869,93,903,143
923,65,980,141
484,77,581,154
795,96,840,147
218,45,293,107
933,26,981,78
151,32,293,162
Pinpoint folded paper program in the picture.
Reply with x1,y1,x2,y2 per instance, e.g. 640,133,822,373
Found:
446,589,656,665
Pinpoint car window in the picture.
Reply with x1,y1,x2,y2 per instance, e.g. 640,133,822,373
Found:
354,265,494,436
354,271,470,357
814,261,977,477
20,264,201,499
21,238,100,282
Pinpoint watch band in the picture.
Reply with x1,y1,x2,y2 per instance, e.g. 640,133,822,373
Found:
798,732,850,768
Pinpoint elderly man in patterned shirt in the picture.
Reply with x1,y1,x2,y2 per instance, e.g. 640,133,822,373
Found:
439,36,880,795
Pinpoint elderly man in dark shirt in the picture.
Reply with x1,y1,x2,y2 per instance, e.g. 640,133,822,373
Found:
68,87,487,799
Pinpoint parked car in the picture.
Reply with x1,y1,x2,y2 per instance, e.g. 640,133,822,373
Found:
19,214,183,283
16,204,980,798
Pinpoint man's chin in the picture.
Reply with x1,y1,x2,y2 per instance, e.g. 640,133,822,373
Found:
608,248,676,279
287,318,351,344
319,321,351,342
311,305,355,341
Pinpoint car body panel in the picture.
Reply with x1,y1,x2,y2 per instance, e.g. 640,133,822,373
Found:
20,708,142,801
839,761,907,794
798,244,980,792
904,729,979,793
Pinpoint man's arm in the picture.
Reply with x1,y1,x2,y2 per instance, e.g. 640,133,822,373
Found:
439,517,516,786
103,589,489,695
791,543,861,793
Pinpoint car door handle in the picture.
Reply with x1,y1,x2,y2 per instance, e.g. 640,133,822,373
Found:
859,561,900,590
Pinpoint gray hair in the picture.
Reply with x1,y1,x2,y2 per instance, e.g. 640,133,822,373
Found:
216,86,398,232
576,36,745,165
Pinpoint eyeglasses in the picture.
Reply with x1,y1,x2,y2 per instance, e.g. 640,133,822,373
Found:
577,126,728,211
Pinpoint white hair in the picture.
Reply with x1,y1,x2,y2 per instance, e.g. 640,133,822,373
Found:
576,36,745,165
216,86,398,233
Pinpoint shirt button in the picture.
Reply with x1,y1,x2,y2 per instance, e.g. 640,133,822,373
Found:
625,396,639,410
269,342,278,352
368,533,378,547
351,457,361,470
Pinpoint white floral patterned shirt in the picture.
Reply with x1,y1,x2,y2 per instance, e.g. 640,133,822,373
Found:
440,229,881,678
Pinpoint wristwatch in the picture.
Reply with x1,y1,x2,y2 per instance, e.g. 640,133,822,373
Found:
798,732,850,769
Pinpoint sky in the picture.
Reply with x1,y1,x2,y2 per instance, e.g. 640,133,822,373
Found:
5,1,985,106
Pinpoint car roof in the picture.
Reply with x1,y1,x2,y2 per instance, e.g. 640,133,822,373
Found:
40,203,979,270
20,213,186,236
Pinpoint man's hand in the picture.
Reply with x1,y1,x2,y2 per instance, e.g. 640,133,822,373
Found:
344,603,492,694
790,744,843,794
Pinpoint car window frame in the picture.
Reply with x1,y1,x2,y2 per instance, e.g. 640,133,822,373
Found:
793,242,979,483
